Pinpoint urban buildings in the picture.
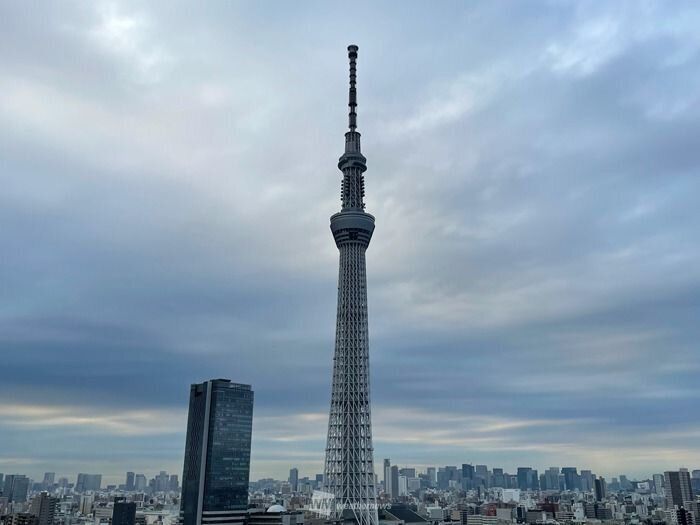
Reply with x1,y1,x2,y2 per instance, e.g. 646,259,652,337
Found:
594,477,607,501
180,379,254,525
288,469,298,493
28,493,56,525
40,475,54,492
322,45,378,525
125,473,135,492
75,474,101,493
112,497,136,525
665,470,695,509
3,476,29,503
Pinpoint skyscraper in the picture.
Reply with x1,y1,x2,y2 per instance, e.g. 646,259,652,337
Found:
180,379,254,525
322,45,378,525
75,474,101,493
383,460,392,497
289,468,299,492
665,470,695,509
125,472,135,492
134,474,147,492
30,492,57,525
427,467,437,486
112,498,136,525
390,466,399,499
155,471,169,492
4,475,29,503
41,473,55,490
517,468,532,491
594,477,607,501
562,467,580,491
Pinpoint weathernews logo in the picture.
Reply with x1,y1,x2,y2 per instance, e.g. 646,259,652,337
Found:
310,491,391,517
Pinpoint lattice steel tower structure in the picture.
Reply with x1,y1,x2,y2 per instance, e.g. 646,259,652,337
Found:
322,45,378,525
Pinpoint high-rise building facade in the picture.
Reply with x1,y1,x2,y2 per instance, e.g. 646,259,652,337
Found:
79,495,94,516
134,474,147,492
112,498,136,525
75,474,101,493
322,45,378,525
562,468,580,491
289,468,299,492
180,379,254,525
155,471,169,492
594,477,607,501
3,475,29,503
389,466,399,500
665,470,695,509
29,492,57,525
383,460,392,497
427,467,437,486
125,472,135,492
41,473,55,490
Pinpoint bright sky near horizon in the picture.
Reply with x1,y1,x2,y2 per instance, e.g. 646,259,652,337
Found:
1,1,700,484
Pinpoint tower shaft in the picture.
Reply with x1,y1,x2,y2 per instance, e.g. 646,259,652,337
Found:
323,45,378,525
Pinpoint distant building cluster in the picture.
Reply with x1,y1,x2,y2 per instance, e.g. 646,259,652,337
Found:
248,464,700,525
0,469,182,525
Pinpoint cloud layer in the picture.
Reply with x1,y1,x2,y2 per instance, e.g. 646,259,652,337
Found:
1,1,699,483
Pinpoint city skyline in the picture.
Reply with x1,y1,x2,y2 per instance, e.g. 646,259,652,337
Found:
2,2,700,483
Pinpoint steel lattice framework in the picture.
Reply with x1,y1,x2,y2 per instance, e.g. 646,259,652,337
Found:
323,45,378,525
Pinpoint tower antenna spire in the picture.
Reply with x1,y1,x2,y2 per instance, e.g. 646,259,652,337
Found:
348,44,358,131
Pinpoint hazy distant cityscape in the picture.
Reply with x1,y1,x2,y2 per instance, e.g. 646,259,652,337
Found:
1,462,699,525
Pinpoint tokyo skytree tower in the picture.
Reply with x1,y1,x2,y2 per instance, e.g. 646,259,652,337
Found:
322,45,378,525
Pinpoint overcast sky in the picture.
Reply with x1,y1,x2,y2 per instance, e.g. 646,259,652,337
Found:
2,1,700,485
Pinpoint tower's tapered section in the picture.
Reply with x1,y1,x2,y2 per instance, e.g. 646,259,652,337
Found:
323,45,378,525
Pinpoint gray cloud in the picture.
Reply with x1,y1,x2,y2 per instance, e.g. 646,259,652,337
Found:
1,1,699,483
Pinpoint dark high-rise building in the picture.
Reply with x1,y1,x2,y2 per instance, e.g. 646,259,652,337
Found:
619,475,632,491
461,464,474,490
125,473,135,492
399,468,416,478
112,498,136,525
30,492,57,525
180,379,254,525
75,474,101,493
562,468,580,491
665,470,695,509
134,474,147,492
288,468,299,492
517,468,532,491
492,468,505,488
594,477,607,501
475,465,489,488
383,460,392,496
462,464,475,481
580,470,593,492
169,475,179,492
390,466,399,499
426,467,436,486
155,471,169,493
41,473,55,490
543,468,560,491
322,45,378,525
4,475,29,503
